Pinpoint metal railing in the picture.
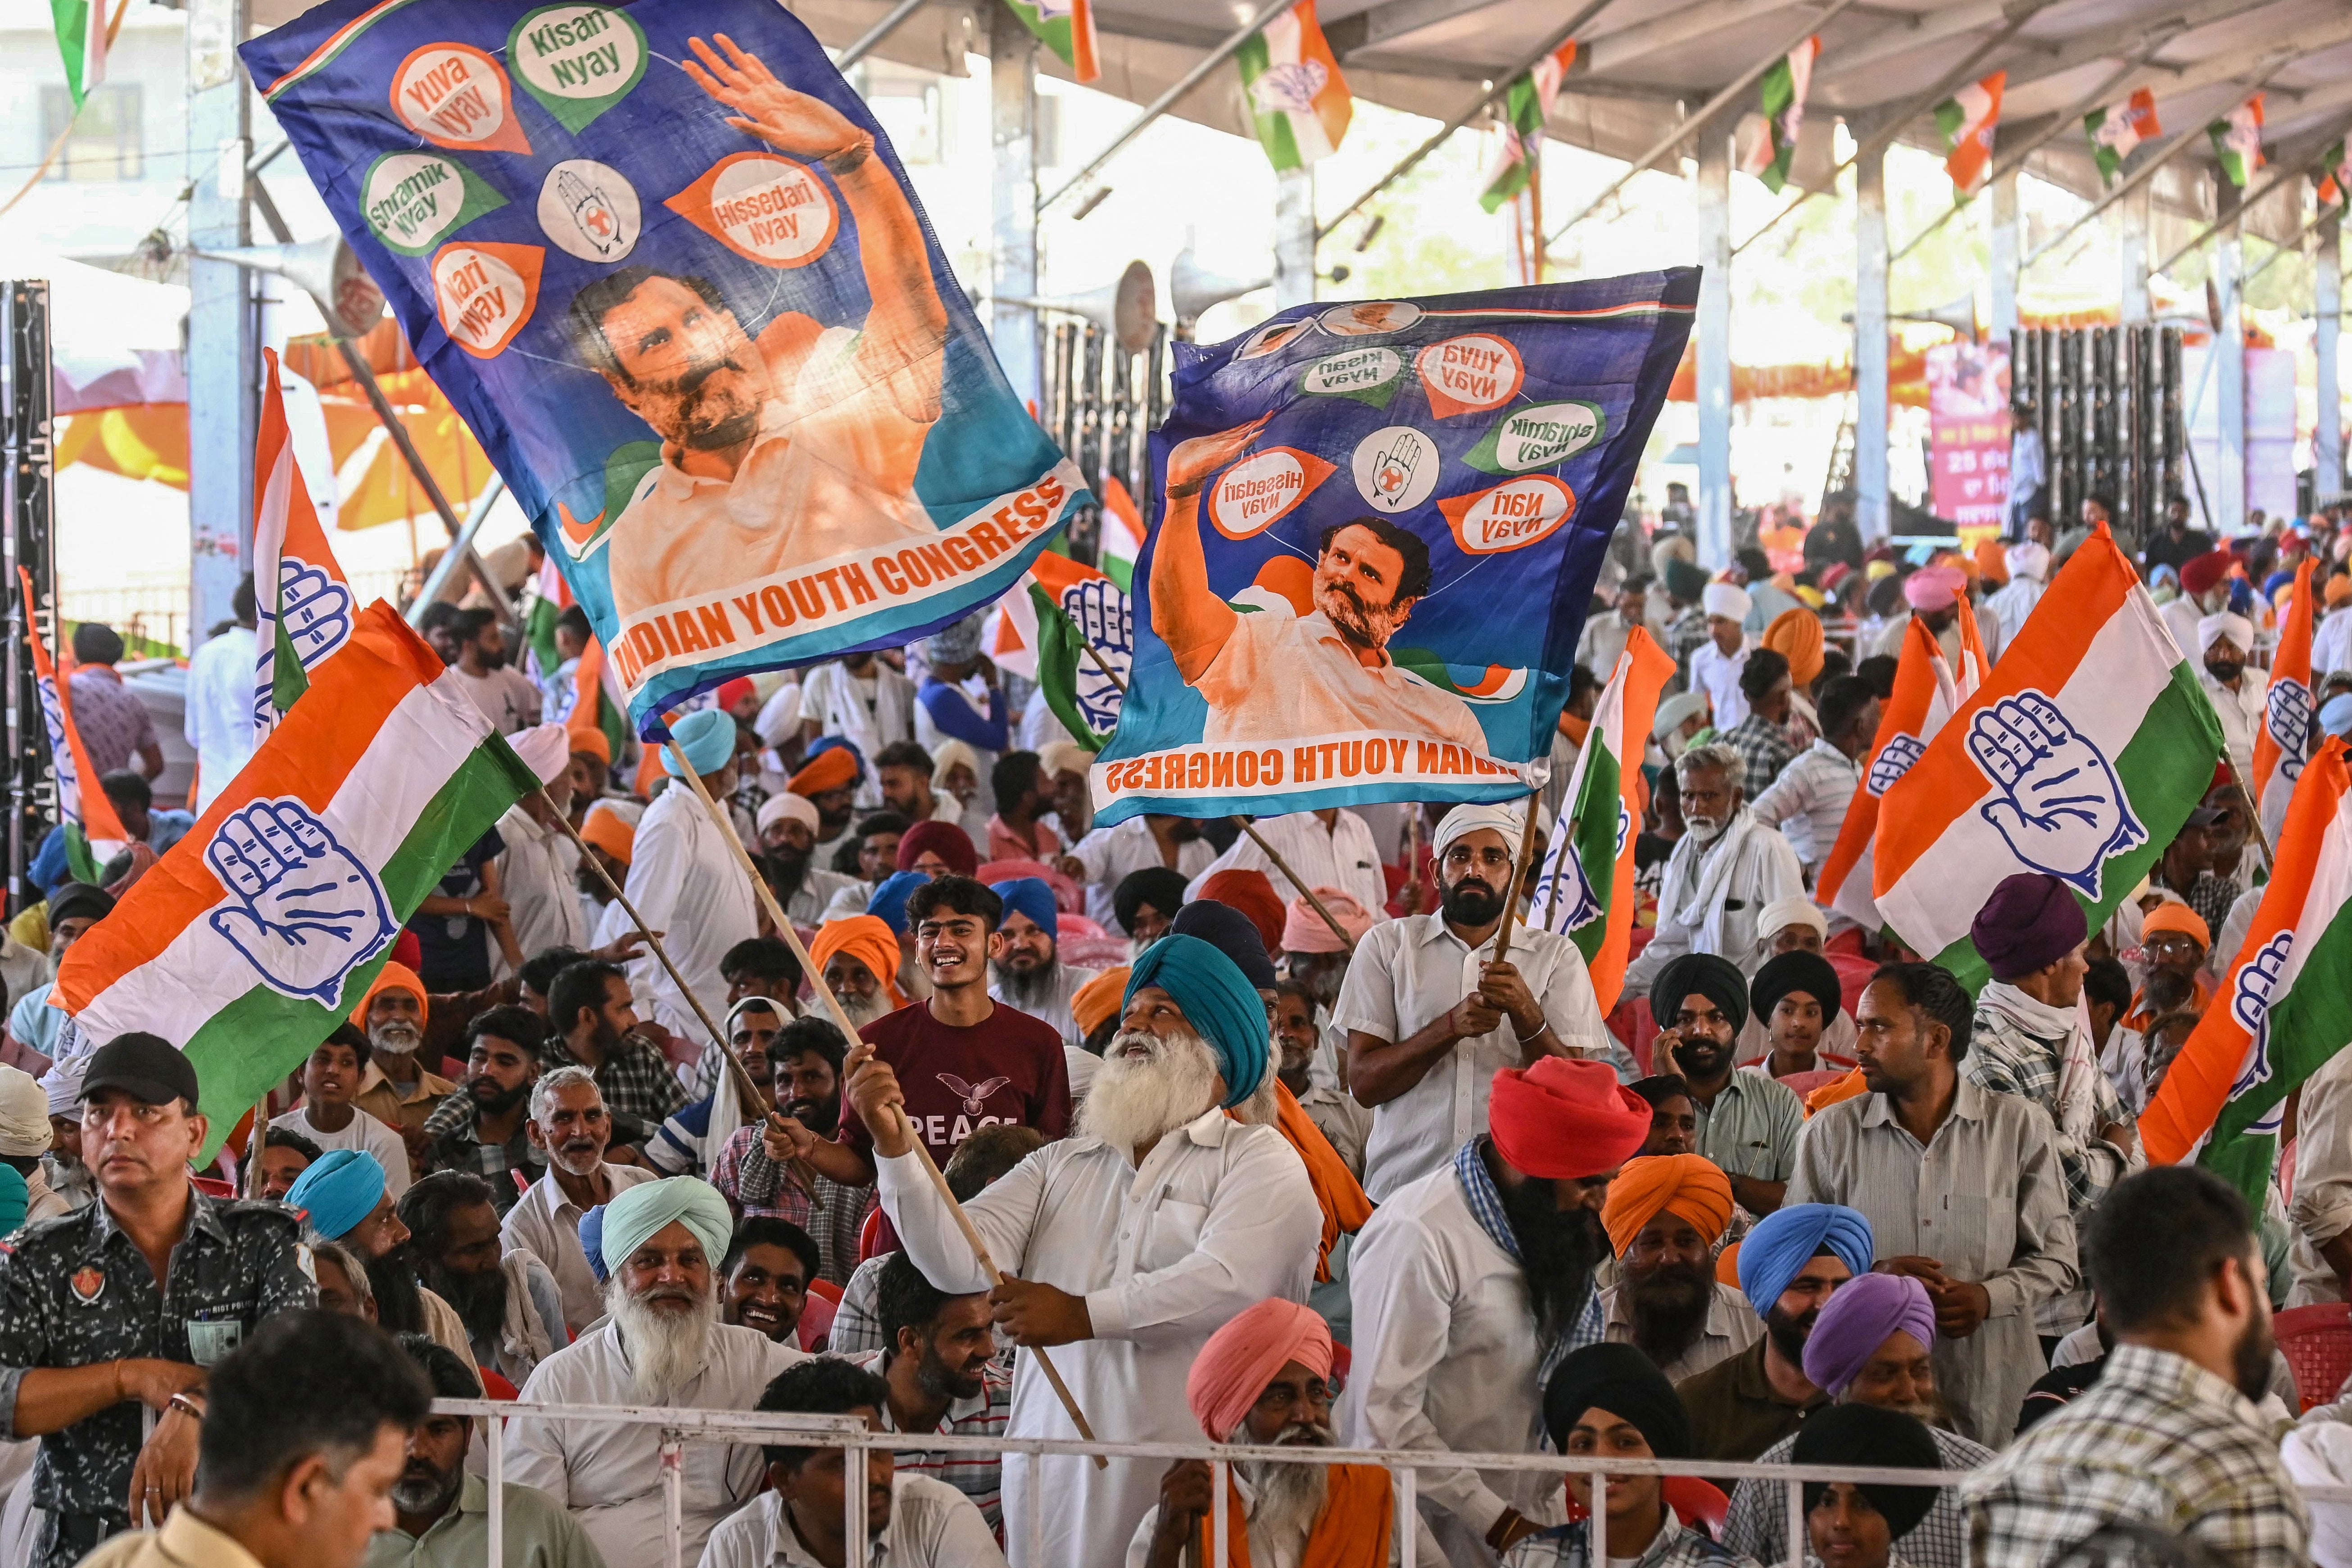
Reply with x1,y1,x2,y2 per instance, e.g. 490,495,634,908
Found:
439,1397,2073,1568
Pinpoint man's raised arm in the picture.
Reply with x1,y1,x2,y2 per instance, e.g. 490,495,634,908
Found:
1151,421,1267,685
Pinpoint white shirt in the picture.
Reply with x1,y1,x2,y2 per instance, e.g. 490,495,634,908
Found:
2201,669,2267,787
271,1105,411,1199
800,661,916,809
495,805,586,964
454,665,544,734
876,1106,1321,1568
507,1317,806,1568
1192,604,1488,752
1748,739,1862,871
1067,818,1216,934
500,1162,656,1333
1687,637,1754,731
699,1477,1007,1568
1339,1161,1570,1558
1985,577,2046,646
183,625,257,812
2293,1046,2352,1306
1576,612,1641,684
1596,1279,1762,1383
986,962,1104,1050
1330,914,1618,1202
2159,594,2207,662
1183,810,1391,922
2314,608,2352,682
622,785,758,1038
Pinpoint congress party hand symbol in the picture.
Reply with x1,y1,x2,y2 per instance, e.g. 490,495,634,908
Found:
2268,678,2315,781
1967,691,2146,899
207,800,394,1004
1867,733,1926,797
277,560,354,672
1064,577,1132,734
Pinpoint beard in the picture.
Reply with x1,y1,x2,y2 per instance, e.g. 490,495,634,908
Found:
607,1274,721,1400
1626,1259,1715,1368
468,1076,531,1115
423,1258,509,1342
787,1093,841,1137
369,1019,423,1059
389,1456,463,1520
1684,810,1727,840
1236,1421,1333,1545
1675,1033,1735,1080
1499,1172,1609,1343
1080,1028,1223,1151
1439,878,1505,927
2233,1310,2276,1402
1316,576,1400,651
2144,969,2199,1013
992,954,1060,1011
1767,1301,1821,1369
1871,1394,1956,1432
838,988,890,1030
366,1244,427,1336
915,1340,987,1404
764,844,811,898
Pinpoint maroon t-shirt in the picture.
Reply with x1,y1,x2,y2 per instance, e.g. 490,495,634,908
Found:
839,997,1072,1168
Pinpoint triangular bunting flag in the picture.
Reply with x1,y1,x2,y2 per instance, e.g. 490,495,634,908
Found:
1935,71,2005,201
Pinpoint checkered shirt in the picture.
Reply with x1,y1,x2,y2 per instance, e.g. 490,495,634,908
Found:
538,1032,689,1148
707,1123,873,1285
1501,1514,1758,1568
420,1095,544,1213
1724,713,1799,799
1964,1007,2132,1215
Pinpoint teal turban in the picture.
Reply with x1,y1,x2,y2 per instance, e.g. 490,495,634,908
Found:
285,1148,386,1242
601,1176,734,1277
1124,934,1269,1109
1737,1202,1876,1318
991,877,1058,940
0,1165,27,1237
662,708,738,778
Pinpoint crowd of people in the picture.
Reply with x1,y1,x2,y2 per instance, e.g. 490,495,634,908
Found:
5,494,2352,1568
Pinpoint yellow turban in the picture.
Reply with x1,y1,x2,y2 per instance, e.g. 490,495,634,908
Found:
1761,610,1826,689
1601,1153,1736,1257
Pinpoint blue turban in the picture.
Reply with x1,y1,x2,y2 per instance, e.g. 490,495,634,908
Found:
579,1205,609,1284
1124,934,1269,1109
868,870,929,936
662,707,738,778
285,1148,387,1242
2325,693,2352,743
991,877,1058,940
1737,1202,1875,1318
602,1176,735,1277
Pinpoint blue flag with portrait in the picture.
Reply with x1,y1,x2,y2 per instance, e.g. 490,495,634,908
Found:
1090,274,1695,827
244,0,1081,738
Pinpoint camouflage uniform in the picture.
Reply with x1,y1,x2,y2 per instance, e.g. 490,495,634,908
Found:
0,1187,315,1568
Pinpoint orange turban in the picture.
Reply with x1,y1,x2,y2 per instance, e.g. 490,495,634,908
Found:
2141,901,2211,949
1196,869,1286,955
1806,1068,1869,1118
349,961,429,1031
1072,966,1130,1038
1974,539,2009,586
789,746,860,798
1602,1154,1736,1256
1761,610,1825,689
809,916,905,1010
2328,573,2352,608
580,806,635,866
1185,1298,1331,1442
567,725,612,765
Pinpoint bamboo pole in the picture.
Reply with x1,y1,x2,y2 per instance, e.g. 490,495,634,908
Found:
1490,790,1546,966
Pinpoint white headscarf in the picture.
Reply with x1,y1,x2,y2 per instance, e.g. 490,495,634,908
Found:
1701,583,1753,622
2198,612,2254,657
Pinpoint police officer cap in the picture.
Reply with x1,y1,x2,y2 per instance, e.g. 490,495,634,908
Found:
79,1032,200,1108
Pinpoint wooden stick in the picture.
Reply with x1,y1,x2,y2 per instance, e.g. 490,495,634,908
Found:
662,745,1106,1461
2221,757,2277,872
1490,789,1546,967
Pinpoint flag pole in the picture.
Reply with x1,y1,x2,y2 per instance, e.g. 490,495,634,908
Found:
1491,788,1546,966
662,743,1107,1462
2221,759,2277,872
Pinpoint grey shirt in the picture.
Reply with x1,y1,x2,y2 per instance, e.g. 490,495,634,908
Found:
1789,1078,2078,1448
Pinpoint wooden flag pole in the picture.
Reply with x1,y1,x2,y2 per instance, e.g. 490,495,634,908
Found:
1491,789,1547,967
662,745,1106,1460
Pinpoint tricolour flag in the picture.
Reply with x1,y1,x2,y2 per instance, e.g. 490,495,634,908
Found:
1238,0,1351,171
2140,738,2352,1203
1736,36,1819,195
1003,0,1098,83
2209,94,2264,187
1479,41,1579,213
1815,600,1988,934
16,567,130,879
522,548,572,696
54,602,563,1157
1528,628,1675,1013
253,346,355,736
1873,524,2223,988
2253,558,2317,843
1935,71,2005,199
2085,88,2160,186
1098,475,1147,590
986,552,1131,751
2320,141,2350,208
50,0,109,109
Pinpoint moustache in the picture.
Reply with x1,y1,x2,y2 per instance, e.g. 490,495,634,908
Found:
676,354,742,397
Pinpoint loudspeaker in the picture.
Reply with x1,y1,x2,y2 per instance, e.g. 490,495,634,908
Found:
190,236,385,340
998,259,1157,354
1169,245,1270,326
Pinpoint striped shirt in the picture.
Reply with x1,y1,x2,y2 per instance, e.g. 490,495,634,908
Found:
1748,739,1862,870
846,1347,1013,1531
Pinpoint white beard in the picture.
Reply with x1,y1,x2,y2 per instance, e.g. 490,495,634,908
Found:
1237,1423,1333,1549
1079,1028,1222,1151
369,1020,423,1058
838,989,890,1031
1226,1039,1284,1127
606,1276,720,1401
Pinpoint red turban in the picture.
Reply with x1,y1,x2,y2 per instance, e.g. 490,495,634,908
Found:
789,747,860,797
2180,548,2234,596
1487,1056,1650,1180
1186,1298,1332,1441
808,917,904,1010
1197,869,1286,955
895,820,978,878
1601,1154,1736,1256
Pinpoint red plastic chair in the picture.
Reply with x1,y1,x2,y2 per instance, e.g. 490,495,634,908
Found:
807,1276,844,1305
1561,1476,1732,1539
2275,1303,2352,1410
857,1205,887,1265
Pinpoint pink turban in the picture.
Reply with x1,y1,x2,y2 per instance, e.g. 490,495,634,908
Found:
1280,889,1375,954
1186,1299,1332,1441
1901,566,1966,612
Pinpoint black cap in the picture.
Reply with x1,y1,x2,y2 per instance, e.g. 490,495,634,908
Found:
2183,804,2227,829
79,1033,200,1108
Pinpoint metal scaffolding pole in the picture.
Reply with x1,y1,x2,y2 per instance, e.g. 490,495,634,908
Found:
2321,208,2345,497
1696,126,1733,565
837,0,929,69
991,1,1041,405
1856,146,1891,538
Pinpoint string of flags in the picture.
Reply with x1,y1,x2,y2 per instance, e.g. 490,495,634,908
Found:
1936,71,2005,203
1737,36,1820,195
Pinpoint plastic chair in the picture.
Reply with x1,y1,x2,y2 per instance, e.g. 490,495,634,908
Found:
2275,1303,2352,1410
856,1204,887,1265
1662,1476,1731,1538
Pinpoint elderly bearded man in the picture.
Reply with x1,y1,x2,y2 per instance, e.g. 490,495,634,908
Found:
1596,1154,1755,1381
1131,1298,1441,1567
347,964,456,1174
854,933,1319,1567
508,1178,807,1566
501,1067,656,1335
1342,1057,1652,1564
986,875,1104,1048
1623,744,1804,996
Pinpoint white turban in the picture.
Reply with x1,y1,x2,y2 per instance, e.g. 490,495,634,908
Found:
1433,801,1529,864
1652,691,1709,742
41,1056,86,1119
1756,895,1829,946
0,1065,51,1156
756,791,820,837
2005,542,2051,583
2198,612,2254,657
1702,583,1753,622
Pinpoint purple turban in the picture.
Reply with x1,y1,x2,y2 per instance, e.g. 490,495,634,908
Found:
1969,872,2087,981
1800,1273,1937,1397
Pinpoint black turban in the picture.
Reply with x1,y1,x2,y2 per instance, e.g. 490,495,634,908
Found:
1114,866,1191,937
1169,899,1279,993
1793,1402,1943,1543
1541,1344,1690,1459
1750,951,1844,1027
1648,953,1749,1036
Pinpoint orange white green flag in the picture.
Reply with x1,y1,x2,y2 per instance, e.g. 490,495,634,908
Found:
252,345,355,734
1003,0,1098,82
2252,557,2317,844
1815,594,1989,934
985,550,1130,750
1238,0,1351,171
54,602,564,1158
1872,524,2224,988
2140,738,2352,1204
16,567,130,878
1528,627,1675,1012
1935,71,2004,199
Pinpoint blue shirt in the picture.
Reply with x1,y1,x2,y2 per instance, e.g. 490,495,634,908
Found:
27,812,196,897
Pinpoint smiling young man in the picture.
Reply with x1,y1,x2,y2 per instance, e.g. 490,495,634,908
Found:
420,1007,545,1216
719,1216,821,1348
269,1026,412,1200
845,1253,1013,1531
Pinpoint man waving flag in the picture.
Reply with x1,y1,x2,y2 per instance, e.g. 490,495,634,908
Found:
252,346,355,733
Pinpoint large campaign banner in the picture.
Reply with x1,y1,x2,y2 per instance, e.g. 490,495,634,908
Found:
1925,340,2009,530
245,0,1082,737
1089,275,1695,826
